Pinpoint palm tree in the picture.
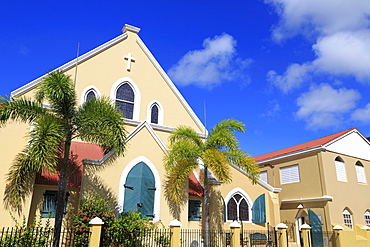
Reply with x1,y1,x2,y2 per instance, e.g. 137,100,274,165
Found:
164,119,259,247
0,71,127,247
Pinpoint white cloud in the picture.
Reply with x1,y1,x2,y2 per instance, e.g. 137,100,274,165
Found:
267,63,311,93
266,0,370,91
168,33,252,88
312,31,370,82
296,84,360,129
352,103,370,123
260,99,281,117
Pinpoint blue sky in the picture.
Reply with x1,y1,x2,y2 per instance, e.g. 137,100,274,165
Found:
1,0,370,156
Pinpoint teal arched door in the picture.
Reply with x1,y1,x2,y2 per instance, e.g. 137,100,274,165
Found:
123,162,155,219
309,209,324,247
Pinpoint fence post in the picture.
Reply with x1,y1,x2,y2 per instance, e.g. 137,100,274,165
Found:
276,223,288,247
333,225,343,247
229,221,241,247
88,217,104,247
300,223,311,247
169,219,181,247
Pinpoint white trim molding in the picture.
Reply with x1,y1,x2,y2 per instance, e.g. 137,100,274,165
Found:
147,100,164,125
281,195,333,204
11,33,128,97
80,85,101,105
110,77,141,121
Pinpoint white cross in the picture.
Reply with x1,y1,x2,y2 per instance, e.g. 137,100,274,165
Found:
124,53,135,71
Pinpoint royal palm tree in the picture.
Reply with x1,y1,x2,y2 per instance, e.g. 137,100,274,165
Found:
0,71,127,247
164,119,259,247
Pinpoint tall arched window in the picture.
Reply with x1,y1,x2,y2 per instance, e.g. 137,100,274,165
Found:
123,162,155,219
150,104,159,124
356,161,366,183
365,210,370,226
227,192,250,221
343,208,353,229
116,83,135,119
335,157,347,182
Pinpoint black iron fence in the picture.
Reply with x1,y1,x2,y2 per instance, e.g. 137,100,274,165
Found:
0,227,90,247
181,229,232,247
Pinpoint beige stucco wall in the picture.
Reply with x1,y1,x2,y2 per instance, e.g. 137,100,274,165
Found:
321,151,370,228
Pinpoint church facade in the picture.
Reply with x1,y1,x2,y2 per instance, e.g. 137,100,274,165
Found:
0,24,281,231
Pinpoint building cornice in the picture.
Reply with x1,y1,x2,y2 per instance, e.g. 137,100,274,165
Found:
257,146,326,164
281,195,333,204
230,164,282,193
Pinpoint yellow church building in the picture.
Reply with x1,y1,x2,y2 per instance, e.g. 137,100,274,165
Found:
0,24,282,235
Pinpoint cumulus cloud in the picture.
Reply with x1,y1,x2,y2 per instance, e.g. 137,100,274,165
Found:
352,103,370,123
168,33,252,88
266,0,370,92
296,84,360,129
267,63,311,93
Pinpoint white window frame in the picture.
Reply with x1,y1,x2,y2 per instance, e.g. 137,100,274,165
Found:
147,100,164,125
80,85,101,105
260,171,268,184
343,208,353,229
280,164,300,184
356,161,366,184
224,188,252,223
335,157,347,182
365,211,370,226
111,77,141,121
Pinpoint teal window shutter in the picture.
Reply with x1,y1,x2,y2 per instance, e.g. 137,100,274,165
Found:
222,196,226,223
252,194,266,223
41,190,69,218
123,162,155,219
188,200,201,221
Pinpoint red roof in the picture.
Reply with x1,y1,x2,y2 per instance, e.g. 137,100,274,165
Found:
35,142,105,187
188,172,204,197
254,128,356,162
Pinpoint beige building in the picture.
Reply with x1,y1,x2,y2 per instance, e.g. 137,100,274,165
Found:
0,24,281,232
256,128,370,246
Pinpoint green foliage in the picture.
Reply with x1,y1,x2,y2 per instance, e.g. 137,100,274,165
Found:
72,193,170,247
0,215,52,247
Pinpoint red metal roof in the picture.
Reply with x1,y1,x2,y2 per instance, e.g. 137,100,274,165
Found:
35,142,104,187
254,128,357,162
188,172,204,197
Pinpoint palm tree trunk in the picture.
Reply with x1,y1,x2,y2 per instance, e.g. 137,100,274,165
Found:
53,138,71,247
203,165,210,247
53,174,68,247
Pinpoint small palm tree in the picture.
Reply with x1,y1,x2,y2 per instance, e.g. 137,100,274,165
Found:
164,119,259,247
0,71,127,247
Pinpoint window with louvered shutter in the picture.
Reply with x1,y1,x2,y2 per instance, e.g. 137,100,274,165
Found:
356,161,366,183
280,165,300,184
335,157,347,182
260,171,268,183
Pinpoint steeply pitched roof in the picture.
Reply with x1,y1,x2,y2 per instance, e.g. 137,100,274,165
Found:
255,128,357,162
35,142,104,187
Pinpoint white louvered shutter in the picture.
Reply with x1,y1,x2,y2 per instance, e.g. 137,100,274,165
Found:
335,160,347,182
280,165,300,184
260,171,268,183
356,164,366,183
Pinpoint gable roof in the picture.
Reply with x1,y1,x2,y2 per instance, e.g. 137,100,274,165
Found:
11,24,206,133
255,128,358,162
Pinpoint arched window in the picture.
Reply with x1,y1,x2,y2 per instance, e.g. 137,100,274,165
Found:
116,83,135,119
335,157,347,182
343,208,353,229
227,192,250,221
356,161,366,183
123,162,155,219
365,210,370,226
85,90,96,101
150,104,159,124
